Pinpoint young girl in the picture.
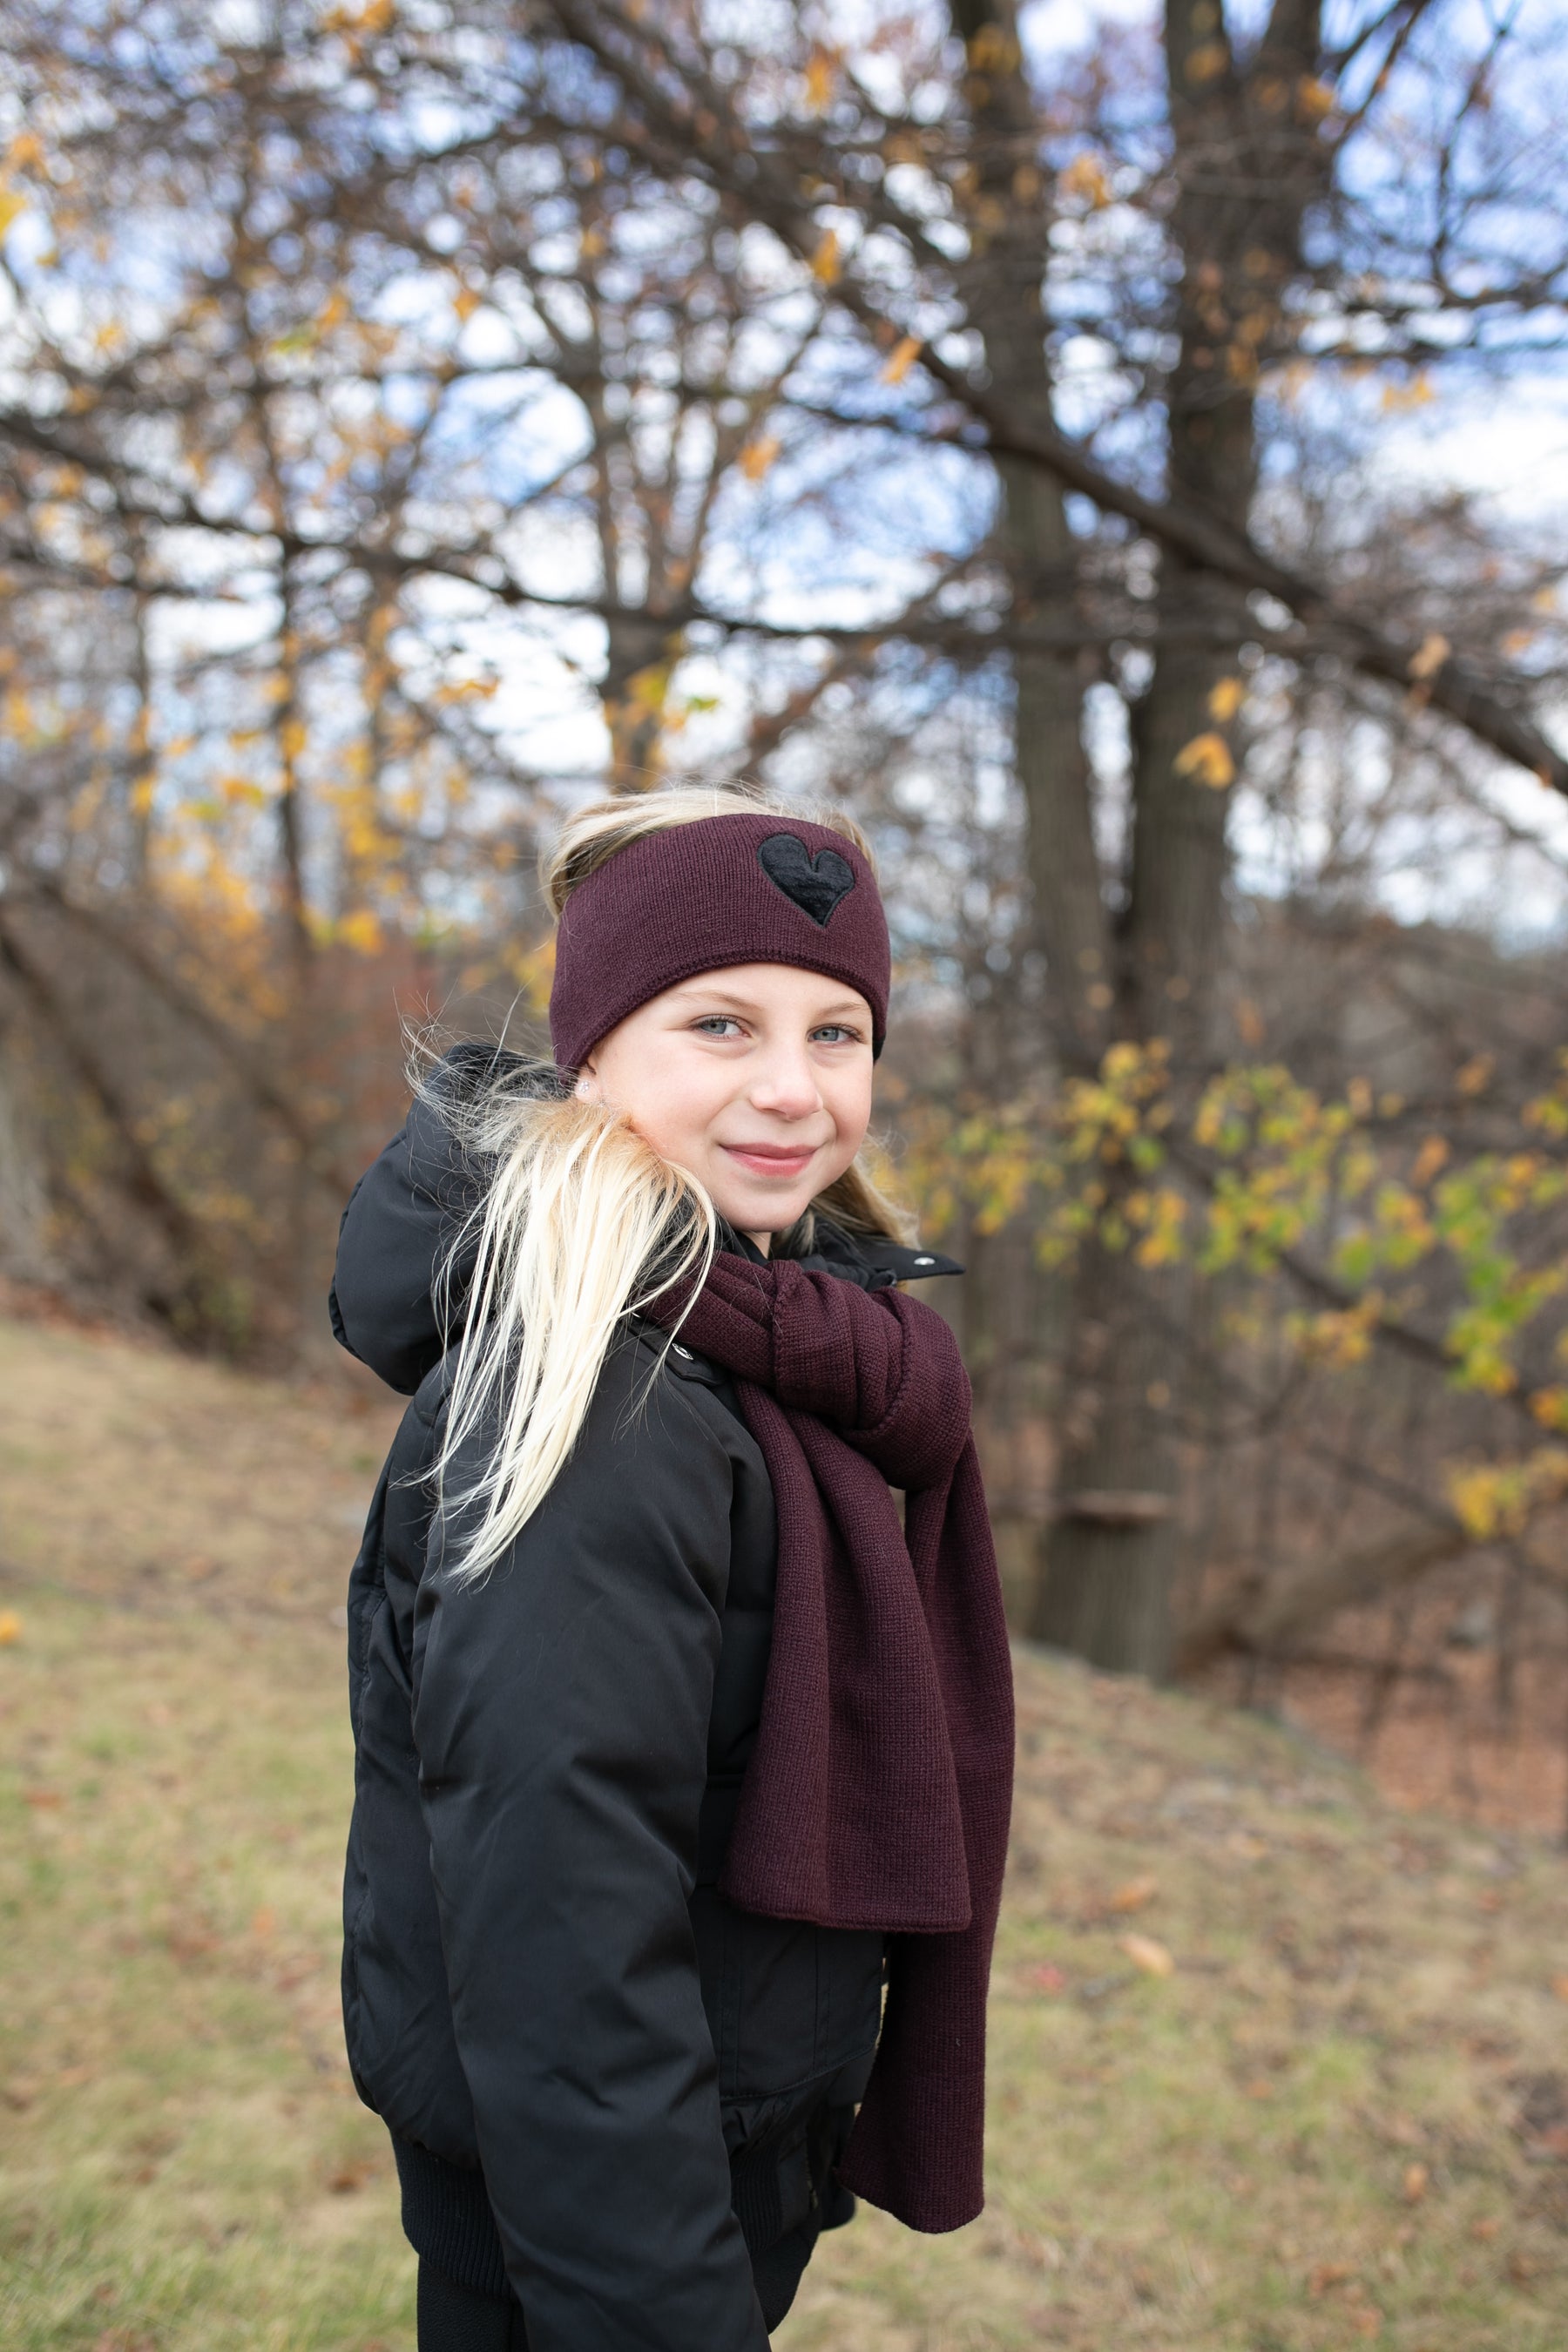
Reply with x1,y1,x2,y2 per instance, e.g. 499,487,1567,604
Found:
330,787,1015,2352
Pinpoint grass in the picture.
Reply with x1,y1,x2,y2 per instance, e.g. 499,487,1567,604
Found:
2,1310,1567,2349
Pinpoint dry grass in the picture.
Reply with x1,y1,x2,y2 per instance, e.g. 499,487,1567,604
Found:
3,1311,1567,2349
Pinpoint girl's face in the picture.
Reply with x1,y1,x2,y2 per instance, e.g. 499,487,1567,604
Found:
574,961,876,1254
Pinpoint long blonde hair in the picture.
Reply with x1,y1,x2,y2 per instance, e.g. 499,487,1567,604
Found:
428,783,911,1585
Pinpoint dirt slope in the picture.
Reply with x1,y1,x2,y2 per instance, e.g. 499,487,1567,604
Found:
2,1313,1565,2350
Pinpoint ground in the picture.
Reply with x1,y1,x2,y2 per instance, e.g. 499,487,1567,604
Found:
2,1309,1566,2350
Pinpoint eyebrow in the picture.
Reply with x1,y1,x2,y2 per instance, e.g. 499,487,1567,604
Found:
668,983,869,1020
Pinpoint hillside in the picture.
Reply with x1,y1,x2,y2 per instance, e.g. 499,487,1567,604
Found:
2,1311,1565,2350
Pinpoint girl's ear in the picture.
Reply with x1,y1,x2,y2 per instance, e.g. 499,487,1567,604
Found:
573,1061,603,1105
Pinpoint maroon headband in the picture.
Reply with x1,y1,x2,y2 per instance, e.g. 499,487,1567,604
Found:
548,812,890,1070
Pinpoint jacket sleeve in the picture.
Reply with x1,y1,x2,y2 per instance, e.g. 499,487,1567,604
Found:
328,1043,516,1393
410,1348,770,2352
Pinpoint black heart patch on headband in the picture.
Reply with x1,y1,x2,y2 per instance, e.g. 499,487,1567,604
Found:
757,833,856,927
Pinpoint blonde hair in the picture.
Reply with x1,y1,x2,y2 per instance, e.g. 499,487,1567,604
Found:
428,783,912,1585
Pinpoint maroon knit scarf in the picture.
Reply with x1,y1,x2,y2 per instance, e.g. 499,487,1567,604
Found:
652,1251,1015,2234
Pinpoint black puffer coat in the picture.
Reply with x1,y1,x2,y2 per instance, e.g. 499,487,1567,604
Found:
329,1051,961,2349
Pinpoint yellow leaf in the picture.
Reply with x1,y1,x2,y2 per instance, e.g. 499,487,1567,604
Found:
0,1609,22,1645
0,184,25,238
1207,675,1244,721
810,227,841,285
1528,1387,1568,1432
1408,632,1450,680
337,909,384,954
453,284,482,321
740,436,781,482
1409,1133,1449,1186
880,334,922,385
968,24,1020,71
1382,370,1435,413
280,719,308,761
1185,38,1229,83
1296,75,1336,122
1119,1932,1174,1977
1058,153,1112,209
504,935,557,1014
804,45,836,111
1173,731,1236,787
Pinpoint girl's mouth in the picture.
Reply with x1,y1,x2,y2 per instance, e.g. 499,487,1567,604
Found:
720,1143,820,1179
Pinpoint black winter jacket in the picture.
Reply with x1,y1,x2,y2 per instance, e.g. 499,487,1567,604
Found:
329,1054,961,2349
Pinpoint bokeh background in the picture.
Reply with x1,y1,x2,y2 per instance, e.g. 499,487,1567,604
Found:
3,3,1568,2346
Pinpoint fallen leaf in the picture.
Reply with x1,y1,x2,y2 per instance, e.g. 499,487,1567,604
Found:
167,1923,220,1963
0,1609,22,1645
1550,1973,1568,2003
23,1787,64,1808
251,1905,277,1940
1118,1931,1174,1977
1308,2259,1355,2296
1470,2216,1500,2240
1027,1963,1067,1996
1108,1875,1159,1914
1402,2161,1429,2202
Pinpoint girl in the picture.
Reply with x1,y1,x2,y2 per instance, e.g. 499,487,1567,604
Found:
330,787,1015,2352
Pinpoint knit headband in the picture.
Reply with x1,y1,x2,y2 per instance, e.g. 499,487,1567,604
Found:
548,812,891,1071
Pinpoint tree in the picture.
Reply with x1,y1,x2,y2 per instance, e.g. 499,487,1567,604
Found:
1,1,1565,1693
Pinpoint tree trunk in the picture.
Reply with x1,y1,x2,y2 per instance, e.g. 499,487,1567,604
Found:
1031,0,1328,1674
950,0,1112,1077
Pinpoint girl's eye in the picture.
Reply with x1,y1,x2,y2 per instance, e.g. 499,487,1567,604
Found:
693,1016,745,1037
811,1025,858,1044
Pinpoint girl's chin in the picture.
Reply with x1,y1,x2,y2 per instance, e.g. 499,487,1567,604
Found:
711,1184,812,1238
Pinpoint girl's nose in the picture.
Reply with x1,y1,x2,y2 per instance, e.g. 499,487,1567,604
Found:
747,1044,824,1121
